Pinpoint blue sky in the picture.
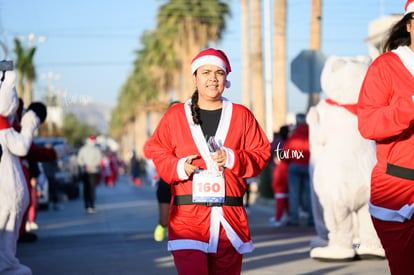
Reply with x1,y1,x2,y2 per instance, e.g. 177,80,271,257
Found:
0,0,407,115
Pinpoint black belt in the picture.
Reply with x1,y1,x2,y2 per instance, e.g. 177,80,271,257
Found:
173,195,244,207
386,163,414,180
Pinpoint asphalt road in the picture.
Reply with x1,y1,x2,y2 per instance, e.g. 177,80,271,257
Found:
16,174,391,275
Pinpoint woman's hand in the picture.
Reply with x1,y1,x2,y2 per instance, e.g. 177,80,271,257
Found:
184,155,199,177
210,147,227,167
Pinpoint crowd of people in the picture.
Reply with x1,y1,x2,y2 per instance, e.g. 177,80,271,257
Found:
141,2,414,271
19,134,126,243
4,1,414,274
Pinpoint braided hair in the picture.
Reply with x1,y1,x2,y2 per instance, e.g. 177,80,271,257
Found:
190,89,201,125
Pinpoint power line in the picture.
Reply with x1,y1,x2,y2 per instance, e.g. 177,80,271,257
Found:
36,61,132,67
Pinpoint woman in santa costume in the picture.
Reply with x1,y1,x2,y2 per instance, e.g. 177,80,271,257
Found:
144,48,270,274
357,1,414,274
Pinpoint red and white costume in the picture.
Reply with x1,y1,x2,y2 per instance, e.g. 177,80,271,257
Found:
358,47,414,221
100,153,117,186
0,71,40,275
358,45,414,273
144,98,270,254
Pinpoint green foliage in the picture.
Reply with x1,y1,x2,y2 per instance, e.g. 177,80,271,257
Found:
110,0,230,136
14,38,37,98
62,113,100,148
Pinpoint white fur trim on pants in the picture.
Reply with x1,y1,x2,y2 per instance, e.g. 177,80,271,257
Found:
369,201,414,222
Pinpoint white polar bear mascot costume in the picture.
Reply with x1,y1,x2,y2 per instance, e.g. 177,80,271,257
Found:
306,56,385,261
0,70,40,275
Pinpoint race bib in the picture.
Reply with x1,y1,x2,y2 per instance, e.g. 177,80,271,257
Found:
192,170,225,203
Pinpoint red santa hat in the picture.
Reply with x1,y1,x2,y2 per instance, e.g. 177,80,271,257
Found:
405,0,414,15
191,48,232,88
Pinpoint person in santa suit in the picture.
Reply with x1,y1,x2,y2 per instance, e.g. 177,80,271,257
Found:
143,48,270,274
100,150,116,187
357,1,414,274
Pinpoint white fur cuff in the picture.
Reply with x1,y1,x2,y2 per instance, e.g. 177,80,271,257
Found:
20,110,40,131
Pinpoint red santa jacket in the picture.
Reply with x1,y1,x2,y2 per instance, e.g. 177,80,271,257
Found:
358,47,414,222
282,124,310,166
144,99,270,254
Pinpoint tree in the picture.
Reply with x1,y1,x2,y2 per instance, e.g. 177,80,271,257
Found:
251,0,265,129
62,113,99,148
308,0,322,109
111,0,231,158
241,0,251,109
13,38,36,104
273,0,287,131
157,0,230,101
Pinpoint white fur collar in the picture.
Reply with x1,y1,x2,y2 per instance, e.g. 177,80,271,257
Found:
184,97,232,170
393,46,414,78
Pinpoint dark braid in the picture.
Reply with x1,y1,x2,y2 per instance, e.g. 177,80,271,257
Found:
191,90,201,125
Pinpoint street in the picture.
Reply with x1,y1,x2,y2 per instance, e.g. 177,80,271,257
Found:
17,174,391,275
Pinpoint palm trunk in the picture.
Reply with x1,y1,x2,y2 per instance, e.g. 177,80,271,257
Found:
251,0,265,129
17,70,25,99
241,0,251,109
25,79,33,106
273,0,287,131
308,0,322,109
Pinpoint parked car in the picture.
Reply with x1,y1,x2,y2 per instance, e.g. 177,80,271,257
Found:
56,155,79,199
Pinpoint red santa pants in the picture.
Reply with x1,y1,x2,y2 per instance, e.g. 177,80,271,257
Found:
171,226,243,275
28,184,38,223
372,216,414,275
271,161,289,221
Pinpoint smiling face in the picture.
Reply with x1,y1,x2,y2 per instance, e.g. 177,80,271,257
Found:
193,64,226,110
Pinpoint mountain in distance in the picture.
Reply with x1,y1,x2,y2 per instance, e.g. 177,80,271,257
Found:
63,101,113,134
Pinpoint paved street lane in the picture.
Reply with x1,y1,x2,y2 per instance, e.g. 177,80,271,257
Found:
17,174,391,275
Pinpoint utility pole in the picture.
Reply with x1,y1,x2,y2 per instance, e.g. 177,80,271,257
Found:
41,72,61,136
308,0,322,109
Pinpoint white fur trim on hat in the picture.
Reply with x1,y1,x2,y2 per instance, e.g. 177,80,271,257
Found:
192,55,227,74
405,0,414,15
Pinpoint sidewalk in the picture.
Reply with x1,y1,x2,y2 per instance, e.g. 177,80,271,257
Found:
17,175,391,275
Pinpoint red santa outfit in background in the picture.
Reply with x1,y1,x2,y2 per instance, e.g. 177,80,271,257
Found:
109,151,119,183
144,48,270,274
357,1,414,273
100,150,118,187
269,125,290,227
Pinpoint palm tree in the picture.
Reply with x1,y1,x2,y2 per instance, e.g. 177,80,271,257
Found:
308,0,322,109
157,0,230,101
273,0,287,131
241,0,251,109
111,0,231,158
251,0,265,129
13,38,36,104
25,51,37,104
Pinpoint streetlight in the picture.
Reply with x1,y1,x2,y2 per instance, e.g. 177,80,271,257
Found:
40,72,61,106
16,32,47,48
